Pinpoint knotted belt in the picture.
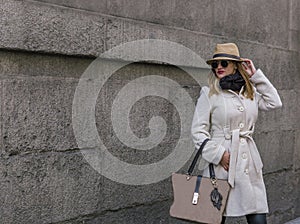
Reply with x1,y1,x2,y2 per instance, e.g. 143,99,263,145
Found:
213,128,263,188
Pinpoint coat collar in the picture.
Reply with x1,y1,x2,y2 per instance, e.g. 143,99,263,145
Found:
220,86,245,98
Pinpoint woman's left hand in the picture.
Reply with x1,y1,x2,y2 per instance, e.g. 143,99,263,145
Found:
220,151,230,171
242,59,256,77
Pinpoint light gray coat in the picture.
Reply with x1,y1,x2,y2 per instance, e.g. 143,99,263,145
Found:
191,69,282,216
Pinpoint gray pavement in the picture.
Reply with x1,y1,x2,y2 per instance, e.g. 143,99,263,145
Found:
285,218,300,224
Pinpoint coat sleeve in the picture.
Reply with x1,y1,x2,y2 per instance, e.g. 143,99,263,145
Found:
250,69,282,111
191,86,226,165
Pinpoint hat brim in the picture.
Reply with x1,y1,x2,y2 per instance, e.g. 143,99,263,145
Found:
206,57,244,65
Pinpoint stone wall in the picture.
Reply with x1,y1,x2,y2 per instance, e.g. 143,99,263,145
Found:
0,0,299,223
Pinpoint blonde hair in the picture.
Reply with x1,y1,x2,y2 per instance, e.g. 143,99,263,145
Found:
208,62,254,100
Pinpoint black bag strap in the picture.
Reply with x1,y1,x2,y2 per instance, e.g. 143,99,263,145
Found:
187,138,209,176
209,163,216,179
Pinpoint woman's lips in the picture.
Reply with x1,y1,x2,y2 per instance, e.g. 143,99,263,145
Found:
217,70,225,75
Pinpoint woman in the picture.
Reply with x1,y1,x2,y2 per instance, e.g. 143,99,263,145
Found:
191,43,282,224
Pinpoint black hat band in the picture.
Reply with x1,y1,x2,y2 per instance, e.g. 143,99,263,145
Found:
213,53,241,60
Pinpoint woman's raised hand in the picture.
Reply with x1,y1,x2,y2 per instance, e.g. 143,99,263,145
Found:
242,59,257,77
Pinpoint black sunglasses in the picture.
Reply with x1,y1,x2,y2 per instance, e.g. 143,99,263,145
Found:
211,60,230,69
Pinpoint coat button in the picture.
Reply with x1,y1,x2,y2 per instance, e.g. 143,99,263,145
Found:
244,169,249,175
225,134,231,139
239,122,245,129
238,106,245,112
240,138,246,144
242,152,247,159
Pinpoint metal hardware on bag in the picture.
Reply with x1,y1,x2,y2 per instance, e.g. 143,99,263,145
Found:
192,192,199,205
186,174,191,181
192,176,202,205
210,177,218,188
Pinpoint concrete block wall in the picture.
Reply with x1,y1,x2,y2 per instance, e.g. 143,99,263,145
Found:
0,0,299,223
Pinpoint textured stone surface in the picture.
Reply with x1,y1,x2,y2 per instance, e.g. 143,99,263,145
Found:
0,51,204,158
285,217,300,224
265,170,299,224
290,0,300,51
254,130,295,173
1,77,78,155
295,130,300,171
255,89,297,132
0,0,106,55
0,0,296,58
31,0,291,49
0,50,92,78
0,151,174,224
297,171,300,218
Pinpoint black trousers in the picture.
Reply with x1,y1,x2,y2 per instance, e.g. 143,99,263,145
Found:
221,214,267,224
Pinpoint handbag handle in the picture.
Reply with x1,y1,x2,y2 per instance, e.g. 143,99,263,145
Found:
187,138,209,176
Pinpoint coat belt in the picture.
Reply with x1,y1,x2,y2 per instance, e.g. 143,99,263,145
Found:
212,128,263,188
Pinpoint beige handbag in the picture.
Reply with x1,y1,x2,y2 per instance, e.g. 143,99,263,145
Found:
170,139,231,224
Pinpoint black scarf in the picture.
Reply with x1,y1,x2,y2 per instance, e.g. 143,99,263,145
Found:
219,71,245,92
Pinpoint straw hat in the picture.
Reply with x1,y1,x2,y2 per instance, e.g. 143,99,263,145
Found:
206,43,244,64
